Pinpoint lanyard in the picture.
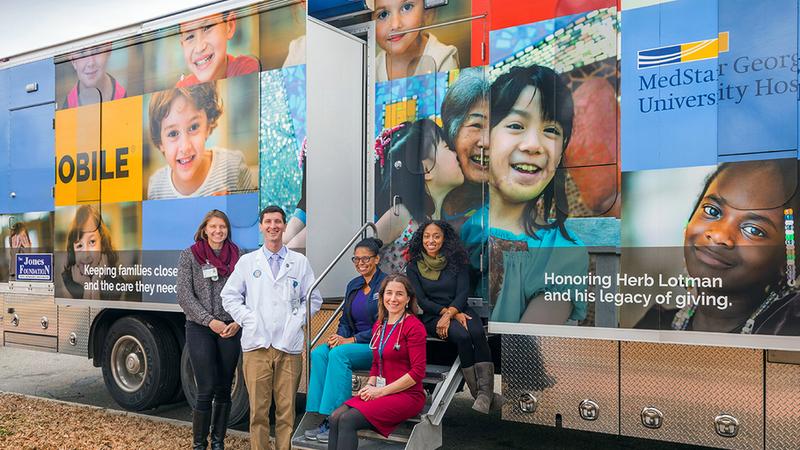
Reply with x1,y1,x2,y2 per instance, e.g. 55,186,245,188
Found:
377,314,403,377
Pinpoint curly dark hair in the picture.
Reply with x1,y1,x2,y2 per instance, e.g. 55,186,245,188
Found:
406,220,468,270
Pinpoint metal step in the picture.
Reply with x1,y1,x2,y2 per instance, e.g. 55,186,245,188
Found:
353,363,451,386
359,421,414,443
294,361,456,450
292,412,408,450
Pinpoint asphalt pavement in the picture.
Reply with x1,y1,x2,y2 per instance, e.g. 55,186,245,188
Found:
0,346,713,449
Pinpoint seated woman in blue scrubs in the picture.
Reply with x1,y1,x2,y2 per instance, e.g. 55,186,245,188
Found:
304,237,386,443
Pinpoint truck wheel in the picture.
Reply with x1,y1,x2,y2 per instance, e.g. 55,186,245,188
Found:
101,316,180,411
181,345,250,425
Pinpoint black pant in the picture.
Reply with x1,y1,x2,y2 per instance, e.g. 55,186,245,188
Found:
422,306,491,368
328,405,373,450
185,320,242,411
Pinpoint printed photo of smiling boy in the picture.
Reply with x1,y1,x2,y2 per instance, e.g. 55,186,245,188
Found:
143,79,258,200
60,45,127,109
176,11,260,87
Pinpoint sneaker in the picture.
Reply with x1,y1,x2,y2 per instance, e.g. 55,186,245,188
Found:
304,418,329,441
316,425,330,444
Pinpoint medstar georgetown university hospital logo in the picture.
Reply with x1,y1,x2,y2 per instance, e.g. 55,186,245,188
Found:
637,32,729,69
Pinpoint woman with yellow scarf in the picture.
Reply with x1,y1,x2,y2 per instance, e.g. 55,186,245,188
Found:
405,220,503,414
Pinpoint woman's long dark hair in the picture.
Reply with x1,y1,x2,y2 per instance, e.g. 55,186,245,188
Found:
375,119,445,224
406,219,468,270
490,65,574,241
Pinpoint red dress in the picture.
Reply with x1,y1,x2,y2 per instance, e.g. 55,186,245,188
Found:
344,314,427,437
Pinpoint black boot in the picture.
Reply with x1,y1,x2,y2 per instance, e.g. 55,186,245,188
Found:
192,409,212,450
210,402,231,450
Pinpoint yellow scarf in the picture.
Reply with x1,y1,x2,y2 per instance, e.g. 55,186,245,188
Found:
417,253,447,280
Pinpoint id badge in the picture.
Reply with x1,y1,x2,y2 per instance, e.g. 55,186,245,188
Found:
289,278,301,314
202,263,219,281
290,297,300,315
376,376,386,388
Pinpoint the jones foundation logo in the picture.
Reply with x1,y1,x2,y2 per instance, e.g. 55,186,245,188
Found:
16,254,53,282
636,32,800,113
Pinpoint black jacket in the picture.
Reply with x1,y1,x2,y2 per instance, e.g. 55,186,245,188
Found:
406,260,470,320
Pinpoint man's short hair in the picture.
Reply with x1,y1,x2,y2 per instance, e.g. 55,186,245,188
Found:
259,205,286,224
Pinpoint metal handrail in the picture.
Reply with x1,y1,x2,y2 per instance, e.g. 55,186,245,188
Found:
305,222,378,386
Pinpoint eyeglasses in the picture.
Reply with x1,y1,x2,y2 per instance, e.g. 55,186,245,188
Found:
351,256,376,264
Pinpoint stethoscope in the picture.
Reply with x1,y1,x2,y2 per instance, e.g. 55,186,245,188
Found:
369,312,406,352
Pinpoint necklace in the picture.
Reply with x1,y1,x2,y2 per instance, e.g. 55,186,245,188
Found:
672,286,790,334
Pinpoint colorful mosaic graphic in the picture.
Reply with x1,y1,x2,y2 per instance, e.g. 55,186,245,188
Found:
489,8,619,79
259,65,306,213
375,71,451,135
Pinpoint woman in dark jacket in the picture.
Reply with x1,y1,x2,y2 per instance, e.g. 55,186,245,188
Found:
406,220,501,414
304,237,387,443
177,210,243,450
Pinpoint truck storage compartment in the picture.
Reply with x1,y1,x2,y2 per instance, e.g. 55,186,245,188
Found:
7,59,55,110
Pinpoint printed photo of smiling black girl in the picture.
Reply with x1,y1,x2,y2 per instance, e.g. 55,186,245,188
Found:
141,75,259,201
623,159,800,336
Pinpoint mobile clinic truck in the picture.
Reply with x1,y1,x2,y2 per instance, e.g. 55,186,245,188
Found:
1,0,799,449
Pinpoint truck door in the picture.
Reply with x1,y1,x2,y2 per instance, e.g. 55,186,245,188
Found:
6,59,55,214
3,60,56,284
306,18,370,298
0,69,8,215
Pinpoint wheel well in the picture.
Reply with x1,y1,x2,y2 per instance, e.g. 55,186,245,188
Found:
89,310,185,367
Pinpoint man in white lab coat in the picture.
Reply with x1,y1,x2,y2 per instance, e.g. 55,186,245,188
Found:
222,205,323,450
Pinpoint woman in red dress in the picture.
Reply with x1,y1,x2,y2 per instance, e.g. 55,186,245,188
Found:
327,273,427,449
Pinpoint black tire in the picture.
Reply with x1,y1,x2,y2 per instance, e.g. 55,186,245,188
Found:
101,315,181,411
165,320,186,405
181,345,250,425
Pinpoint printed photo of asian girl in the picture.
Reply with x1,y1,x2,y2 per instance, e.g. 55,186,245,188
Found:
374,118,464,273
635,159,800,335
145,81,257,200
373,0,459,81
60,205,125,300
462,64,588,324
